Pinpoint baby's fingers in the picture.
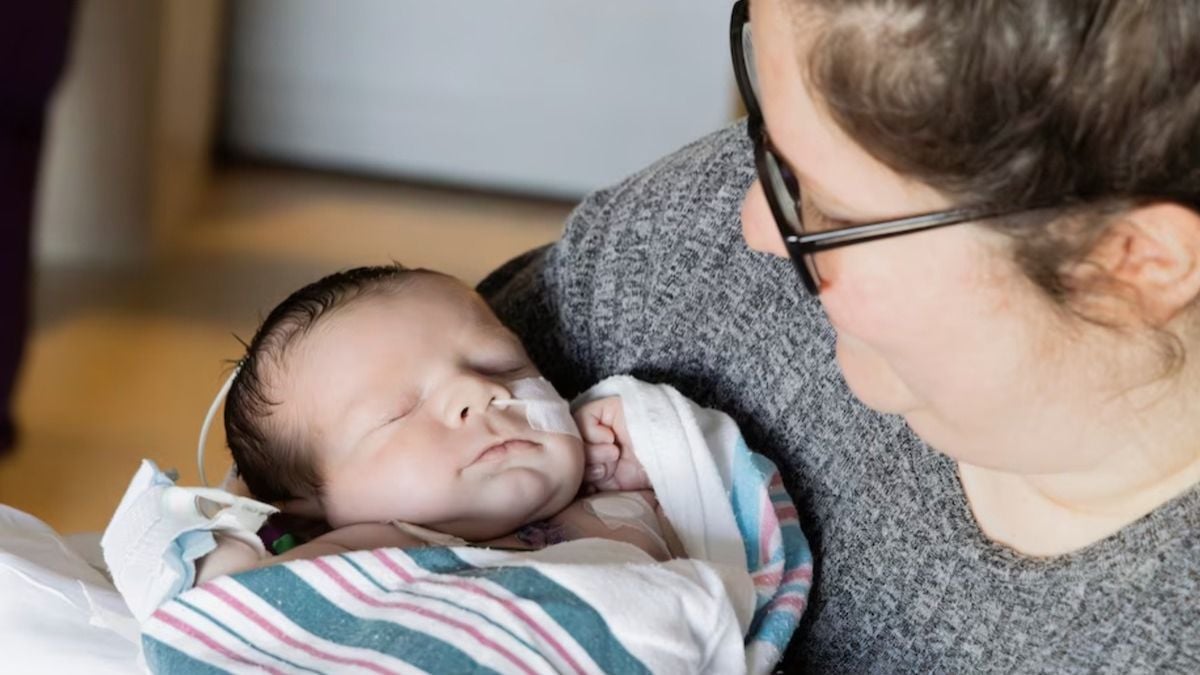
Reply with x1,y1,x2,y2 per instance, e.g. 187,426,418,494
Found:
585,465,624,493
583,443,618,486
612,460,651,492
584,442,620,466
573,402,618,444
585,462,611,483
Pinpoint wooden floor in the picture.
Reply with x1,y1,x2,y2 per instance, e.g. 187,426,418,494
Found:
0,167,570,534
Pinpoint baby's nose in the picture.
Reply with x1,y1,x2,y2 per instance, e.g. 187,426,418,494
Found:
445,375,510,426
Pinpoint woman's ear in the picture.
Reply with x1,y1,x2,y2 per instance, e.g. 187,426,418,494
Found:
1069,203,1200,327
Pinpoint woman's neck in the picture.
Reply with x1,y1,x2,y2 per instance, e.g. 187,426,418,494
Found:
958,380,1200,557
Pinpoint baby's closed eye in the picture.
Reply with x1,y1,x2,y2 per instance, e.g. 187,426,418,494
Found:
384,394,421,425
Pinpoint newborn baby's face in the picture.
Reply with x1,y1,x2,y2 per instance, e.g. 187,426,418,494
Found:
282,274,584,540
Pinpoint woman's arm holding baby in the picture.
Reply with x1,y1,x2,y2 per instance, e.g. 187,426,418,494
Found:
195,522,427,584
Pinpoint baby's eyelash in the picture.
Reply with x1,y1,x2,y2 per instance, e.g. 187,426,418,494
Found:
475,359,527,377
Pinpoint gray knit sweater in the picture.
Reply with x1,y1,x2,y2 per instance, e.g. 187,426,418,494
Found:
479,122,1200,673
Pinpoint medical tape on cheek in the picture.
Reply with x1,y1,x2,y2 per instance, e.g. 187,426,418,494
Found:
492,377,581,438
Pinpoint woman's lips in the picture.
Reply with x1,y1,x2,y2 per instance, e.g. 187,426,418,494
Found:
473,439,539,465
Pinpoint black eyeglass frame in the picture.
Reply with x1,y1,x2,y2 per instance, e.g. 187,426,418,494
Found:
729,0,1053,294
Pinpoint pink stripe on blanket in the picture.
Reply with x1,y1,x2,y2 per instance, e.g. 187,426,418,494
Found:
759,492,780,563
783,567,813,585
752,568,783,587
764,594,808,615
313,558,538,675
372,549,589,675
153,608,288,675
774,504,799,522
203,582,401,675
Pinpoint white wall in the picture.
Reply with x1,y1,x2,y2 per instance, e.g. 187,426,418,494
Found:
36,0,160,264
224,0,737,198
152,0,227,250
35,0,224,265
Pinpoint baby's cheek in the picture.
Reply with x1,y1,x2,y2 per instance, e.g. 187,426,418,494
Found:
321,465,403,526
562,436,587,479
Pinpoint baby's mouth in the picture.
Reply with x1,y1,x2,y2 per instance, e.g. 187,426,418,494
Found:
471,439,540,466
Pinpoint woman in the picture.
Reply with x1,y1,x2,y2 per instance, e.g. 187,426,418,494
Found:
482,0,1199,670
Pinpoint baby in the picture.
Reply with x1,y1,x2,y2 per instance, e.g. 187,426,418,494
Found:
196,264,680,582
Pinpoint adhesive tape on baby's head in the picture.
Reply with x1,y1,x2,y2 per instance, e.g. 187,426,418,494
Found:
493,377,580,438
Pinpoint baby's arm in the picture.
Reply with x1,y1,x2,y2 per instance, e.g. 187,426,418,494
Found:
195,522,426,584
573,397,651,492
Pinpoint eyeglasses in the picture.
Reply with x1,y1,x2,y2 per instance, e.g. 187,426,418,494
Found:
729,0,1043,295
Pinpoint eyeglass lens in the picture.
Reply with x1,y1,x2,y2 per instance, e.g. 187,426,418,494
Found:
741,23,762,105
739,10,823,291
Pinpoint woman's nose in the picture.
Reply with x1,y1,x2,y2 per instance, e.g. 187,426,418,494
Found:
741,180,789,257
442,374,511,427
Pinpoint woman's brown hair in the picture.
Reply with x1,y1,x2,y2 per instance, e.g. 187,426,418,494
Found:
797,0,1200,305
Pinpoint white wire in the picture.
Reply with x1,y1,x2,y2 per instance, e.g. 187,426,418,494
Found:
197,368,240,487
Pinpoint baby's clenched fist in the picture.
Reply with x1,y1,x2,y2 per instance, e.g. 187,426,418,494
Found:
572,397,651,493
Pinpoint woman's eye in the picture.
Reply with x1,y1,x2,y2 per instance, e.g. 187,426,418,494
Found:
805,201,852,232
818,212,852,230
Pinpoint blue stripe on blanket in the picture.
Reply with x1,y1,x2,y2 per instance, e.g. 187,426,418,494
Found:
730,437,813,651
405,547,652,675
340,553,551,668
752,512,811,649
144,635,237,675
730,437,769,580
176,597,323,674
235,565,496,674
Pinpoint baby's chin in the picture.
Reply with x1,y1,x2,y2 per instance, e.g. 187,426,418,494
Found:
443,465,583,540
433,497,552,541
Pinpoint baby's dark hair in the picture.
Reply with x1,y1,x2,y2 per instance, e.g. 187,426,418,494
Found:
224,263,445,504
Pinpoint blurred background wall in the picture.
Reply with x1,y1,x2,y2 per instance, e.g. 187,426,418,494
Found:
223,0,735,197
35,0,736,265
36,0,225,264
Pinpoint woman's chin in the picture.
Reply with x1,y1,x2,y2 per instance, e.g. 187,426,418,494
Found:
836,338,918,415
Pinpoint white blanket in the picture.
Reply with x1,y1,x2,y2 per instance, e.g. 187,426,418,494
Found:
0,505,144,674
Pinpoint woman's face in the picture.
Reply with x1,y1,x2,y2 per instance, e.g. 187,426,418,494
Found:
740,0,1114,473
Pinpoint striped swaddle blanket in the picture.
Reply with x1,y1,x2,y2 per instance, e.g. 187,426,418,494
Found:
144,376,812,674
